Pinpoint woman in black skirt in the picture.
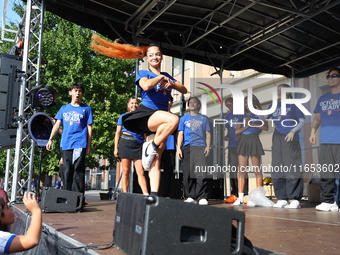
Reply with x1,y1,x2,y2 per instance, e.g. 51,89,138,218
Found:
233,95,268,206
114,98,148,195
91,37,187,196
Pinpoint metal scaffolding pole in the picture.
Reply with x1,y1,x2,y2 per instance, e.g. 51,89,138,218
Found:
8,0,45,201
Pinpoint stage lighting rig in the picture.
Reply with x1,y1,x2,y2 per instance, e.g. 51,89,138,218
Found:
31,85,57,109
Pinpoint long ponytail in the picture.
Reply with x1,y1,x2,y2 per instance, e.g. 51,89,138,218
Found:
90,34,149,59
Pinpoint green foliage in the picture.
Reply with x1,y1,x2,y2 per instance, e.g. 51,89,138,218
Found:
0,10,137,177
41,13,136,174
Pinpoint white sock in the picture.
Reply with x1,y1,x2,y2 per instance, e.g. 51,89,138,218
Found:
238,193,244,201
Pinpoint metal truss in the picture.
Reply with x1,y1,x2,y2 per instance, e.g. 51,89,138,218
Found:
4,0,45,202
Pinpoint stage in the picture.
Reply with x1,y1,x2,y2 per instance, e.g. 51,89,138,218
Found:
13,190,340,255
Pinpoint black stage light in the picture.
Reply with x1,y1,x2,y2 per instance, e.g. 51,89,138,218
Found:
33,86,57,109
28,112,54,147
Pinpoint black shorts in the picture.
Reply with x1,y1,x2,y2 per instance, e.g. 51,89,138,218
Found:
122,104,157,134
118,135,142,159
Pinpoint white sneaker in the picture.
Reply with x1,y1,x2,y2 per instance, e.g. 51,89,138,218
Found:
316,202,338,211
142,142,158,170
184,197,197,204
286,200,301,209
330,202,339,211
273,200,288,208
233,198,244,206
198,199,208,205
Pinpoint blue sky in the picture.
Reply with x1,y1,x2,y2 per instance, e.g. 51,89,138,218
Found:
1,0,21,27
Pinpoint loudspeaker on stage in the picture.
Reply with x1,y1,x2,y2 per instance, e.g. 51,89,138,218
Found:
114,193,247,255
40,187,84,213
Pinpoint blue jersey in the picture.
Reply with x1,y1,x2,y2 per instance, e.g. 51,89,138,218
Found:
0,231,16,254
178,113,210,147
117,113,144,144
224,112,242,147
241,113,263,135
314,92,340,144
136,70,176,111
55,103,93,150
267,101,305,141
165,134,175,150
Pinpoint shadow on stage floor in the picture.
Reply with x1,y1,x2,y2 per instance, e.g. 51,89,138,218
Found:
12,191,340,255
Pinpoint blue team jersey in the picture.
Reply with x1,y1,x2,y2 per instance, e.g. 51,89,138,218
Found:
117,113,144,144
224,112,243,147
136,70,176,111
241,113,263,135
165,134,175,150
178,113,211,147
314,92,340,144
55,103,93,150
267,101,305,141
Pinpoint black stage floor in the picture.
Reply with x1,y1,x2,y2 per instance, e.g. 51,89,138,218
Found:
14,190,340,255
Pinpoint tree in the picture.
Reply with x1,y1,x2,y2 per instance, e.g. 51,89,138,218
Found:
41,13,136,175
1,9,137,178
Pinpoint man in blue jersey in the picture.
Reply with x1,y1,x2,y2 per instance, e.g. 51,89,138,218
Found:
267,84,305,209
46,83,93,194
177,97,211,205
310,67,340,211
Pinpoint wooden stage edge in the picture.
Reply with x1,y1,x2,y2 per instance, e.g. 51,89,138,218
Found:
13,190,340,255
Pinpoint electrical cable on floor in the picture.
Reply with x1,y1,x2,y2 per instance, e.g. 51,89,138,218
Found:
42,226,116,251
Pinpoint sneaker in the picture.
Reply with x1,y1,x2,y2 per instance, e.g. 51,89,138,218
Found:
316,202,338,211
184,197,197,204
142,142,158,170
224,195,238,203
233,198,244,206
198,199,208,205
331,202,339,211
273,200,288,208
286,200,301,209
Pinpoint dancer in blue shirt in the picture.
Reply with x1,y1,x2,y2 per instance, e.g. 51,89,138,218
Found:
224,97,248,203
46,83,93,194
310,67,340,211
114,97,148,195
267,84,305,209
177,97,211,205
233,95,268,206
91,37,187,196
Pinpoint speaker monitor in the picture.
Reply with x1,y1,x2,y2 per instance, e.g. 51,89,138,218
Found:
0,53,22,74
114,193,246,255
40,187,84,213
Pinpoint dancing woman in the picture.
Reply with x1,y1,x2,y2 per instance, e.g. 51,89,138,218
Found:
91,36,187,196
